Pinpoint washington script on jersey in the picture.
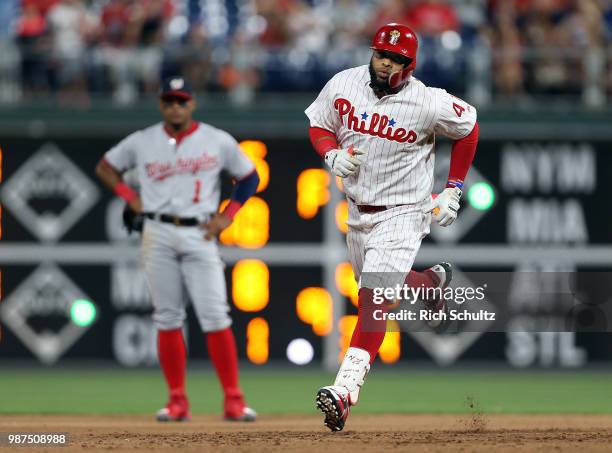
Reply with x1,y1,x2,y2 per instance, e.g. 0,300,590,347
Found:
333,98,417,143
145,153,219,181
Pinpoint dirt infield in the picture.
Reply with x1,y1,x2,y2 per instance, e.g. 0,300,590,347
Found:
1,414,611,452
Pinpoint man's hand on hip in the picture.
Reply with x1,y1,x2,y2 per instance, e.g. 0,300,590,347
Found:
201,213,232,240
324,147,365,178
431,187,462,227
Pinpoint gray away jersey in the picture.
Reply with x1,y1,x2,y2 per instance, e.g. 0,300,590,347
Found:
104,122,254,217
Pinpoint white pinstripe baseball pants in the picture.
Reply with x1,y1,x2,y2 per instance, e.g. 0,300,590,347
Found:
346,199,432,289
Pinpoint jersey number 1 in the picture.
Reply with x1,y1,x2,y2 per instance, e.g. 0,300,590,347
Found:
192,180,201,203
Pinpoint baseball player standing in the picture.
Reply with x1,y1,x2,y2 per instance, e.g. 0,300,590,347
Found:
95,77,258,422
305,23,479,431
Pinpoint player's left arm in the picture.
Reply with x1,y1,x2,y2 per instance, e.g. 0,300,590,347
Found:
431,91,479,226
202,134,260,240
202,170,259,240
446,120,479,191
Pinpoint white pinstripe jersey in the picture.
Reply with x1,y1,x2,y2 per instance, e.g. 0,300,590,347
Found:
305,65,477,206
104,122,254,217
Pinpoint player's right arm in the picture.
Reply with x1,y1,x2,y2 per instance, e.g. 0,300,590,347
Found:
308,127,365,178
95,132,143,214
305,76,364,178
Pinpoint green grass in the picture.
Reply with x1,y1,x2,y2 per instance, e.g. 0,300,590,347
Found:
0,368,610,415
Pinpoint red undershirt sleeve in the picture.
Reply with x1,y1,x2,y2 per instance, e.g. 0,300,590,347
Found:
309,127,339,158
446,122,479,189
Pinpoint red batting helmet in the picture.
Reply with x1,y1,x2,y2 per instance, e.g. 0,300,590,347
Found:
370,23,418,88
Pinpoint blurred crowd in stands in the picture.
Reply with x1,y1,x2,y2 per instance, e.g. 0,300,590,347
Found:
0,0,611,106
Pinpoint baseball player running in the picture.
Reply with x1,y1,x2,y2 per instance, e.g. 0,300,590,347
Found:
305,23,479,431
95,77,258,422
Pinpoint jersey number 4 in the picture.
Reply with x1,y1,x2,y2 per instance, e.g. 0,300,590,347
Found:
452,102,465,117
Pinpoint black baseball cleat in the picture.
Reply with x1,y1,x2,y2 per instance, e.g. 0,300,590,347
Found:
422,262,453,330
316,386,350,432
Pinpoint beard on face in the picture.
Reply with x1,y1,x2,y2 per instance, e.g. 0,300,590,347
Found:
368,60,390,91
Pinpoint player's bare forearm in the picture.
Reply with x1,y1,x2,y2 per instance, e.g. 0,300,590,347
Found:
95,159,143,213
95,159,123,191
201,213,232,240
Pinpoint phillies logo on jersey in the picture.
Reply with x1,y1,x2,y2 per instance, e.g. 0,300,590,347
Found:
334,98,417,143
145,153,218,181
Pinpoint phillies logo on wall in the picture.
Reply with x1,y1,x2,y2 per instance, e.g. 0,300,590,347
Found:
334,98,417,143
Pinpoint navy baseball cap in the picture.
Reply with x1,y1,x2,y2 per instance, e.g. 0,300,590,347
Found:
160,76,193,100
